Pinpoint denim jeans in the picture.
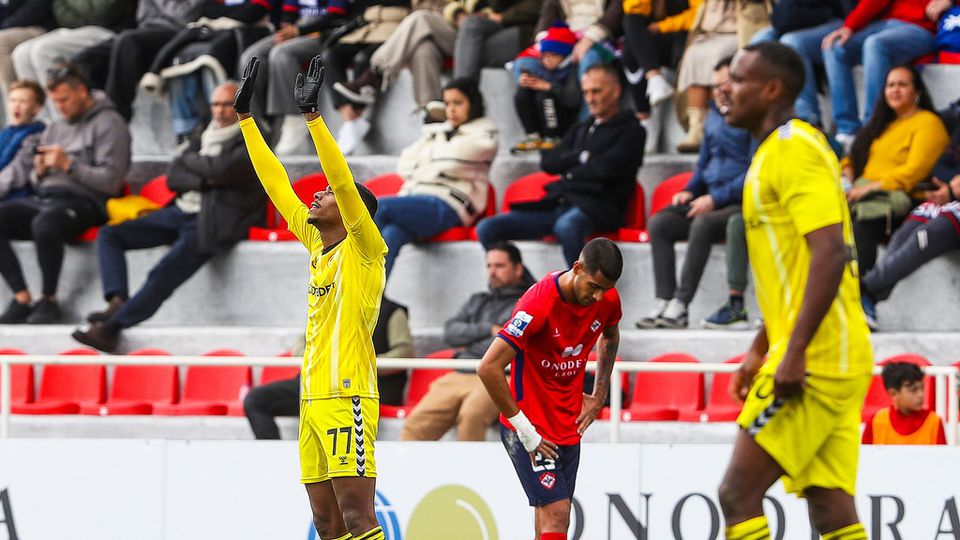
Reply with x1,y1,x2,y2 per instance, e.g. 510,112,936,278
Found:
97,206,211,328
168,70,219,136
824,19,935,135
374,195,462,278
475,205,596,268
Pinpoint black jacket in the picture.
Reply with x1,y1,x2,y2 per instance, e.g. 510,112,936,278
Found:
540,110,645,232
0,0,53,29
165,124,265,253
443,277,535,362
770,0,847,34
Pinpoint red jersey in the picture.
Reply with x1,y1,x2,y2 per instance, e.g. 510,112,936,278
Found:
497,271,622,445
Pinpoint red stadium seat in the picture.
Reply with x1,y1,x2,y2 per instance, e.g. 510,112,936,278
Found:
380,349,455,419
154,350,251,416
364,173,404,197
501,172,559,213
616,184,648,242
79,364,179,416
427,184,497,242
248,173,329,241
678,355,744,422
861,354,934,422
139,175,177,206
0,349,33,405
622,353,704,421
619,172,693,243
75,185,132,242
126,348,172,356
13,350,106,414
260,366,300,386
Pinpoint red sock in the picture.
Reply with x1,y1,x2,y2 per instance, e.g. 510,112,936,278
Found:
540,533,566,540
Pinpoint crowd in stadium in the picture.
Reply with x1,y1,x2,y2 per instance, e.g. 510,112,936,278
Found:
0,0,958,430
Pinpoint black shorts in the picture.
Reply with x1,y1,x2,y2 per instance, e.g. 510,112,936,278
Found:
500,425,581,507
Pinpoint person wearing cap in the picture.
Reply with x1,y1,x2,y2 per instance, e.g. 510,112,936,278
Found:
511,21,582,153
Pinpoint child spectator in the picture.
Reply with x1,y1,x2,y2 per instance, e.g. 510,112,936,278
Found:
862,362,946,445
0,80,44,201
511,21,581,153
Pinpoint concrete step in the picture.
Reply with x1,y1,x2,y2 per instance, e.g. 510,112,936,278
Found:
2,326,958,366
3,239,956,331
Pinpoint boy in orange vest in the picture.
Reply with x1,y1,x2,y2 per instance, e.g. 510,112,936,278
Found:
862,362,946,445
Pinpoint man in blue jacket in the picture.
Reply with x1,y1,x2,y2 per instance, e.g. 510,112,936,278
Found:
636,56,755,329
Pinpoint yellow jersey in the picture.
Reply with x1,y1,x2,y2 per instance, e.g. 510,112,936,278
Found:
240,116,387,400
743,119,873,378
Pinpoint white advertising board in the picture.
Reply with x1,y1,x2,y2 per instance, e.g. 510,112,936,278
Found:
0,440,958,540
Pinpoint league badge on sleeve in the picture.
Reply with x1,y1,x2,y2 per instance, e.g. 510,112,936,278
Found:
506,311,534,337
590,319,601,332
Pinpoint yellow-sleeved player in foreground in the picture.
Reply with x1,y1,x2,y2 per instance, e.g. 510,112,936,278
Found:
234,55,388,540
716,42,872,539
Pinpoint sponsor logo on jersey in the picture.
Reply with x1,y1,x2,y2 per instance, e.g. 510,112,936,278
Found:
561,344,584,358
506,311,533,337
308,281,335,298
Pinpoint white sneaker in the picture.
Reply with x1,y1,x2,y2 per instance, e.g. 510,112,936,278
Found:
646,74,674,107
635,298,669,329
274,115,311,156
657,298,688,329
835,133,855,155
337,117,370,155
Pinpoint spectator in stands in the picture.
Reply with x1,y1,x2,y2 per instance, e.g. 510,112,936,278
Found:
0,80,45,201
452,0,542,82
862,362,946,445
748,0,850,128
322,0,414,155
245,296,414,439
401,242,534,441
138,0,276,141
510,22,581,154
71,81,263,352
375,77,498,278
654,0,740,153
635,57,752,330
821,0,948,148
476,63,644,268
842,65,949,275
238,0,349,154
0,64,129,324
71,0,205,122
860,99,960,330
0,0,54,108
332,0,478,125
12,0,136,117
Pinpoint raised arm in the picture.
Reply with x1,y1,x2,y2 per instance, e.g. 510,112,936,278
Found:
235,57,313,246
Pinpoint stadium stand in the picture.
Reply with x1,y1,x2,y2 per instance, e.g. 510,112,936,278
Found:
619,353,704,421
380,349,455,420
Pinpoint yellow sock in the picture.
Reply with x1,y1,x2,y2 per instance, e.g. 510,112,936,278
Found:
354,527,384,540
725,515,771,540
325,534,352,540
822,523,867,540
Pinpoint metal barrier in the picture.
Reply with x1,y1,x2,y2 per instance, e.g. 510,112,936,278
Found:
1,355,957,444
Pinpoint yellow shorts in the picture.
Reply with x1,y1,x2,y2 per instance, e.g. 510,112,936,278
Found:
736,372,871,497
299,396,378,484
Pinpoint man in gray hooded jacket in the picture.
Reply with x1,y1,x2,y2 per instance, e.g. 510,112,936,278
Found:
0,63,130,324
400,241,535,441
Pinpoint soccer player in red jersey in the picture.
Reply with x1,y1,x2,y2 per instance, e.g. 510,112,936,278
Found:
478,238,623,540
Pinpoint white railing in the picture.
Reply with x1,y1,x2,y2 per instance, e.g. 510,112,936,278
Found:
1,355,957,445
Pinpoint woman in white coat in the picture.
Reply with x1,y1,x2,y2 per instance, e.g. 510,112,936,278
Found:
376,77,499,277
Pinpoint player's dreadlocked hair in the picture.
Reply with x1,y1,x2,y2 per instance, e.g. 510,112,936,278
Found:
581,238,623,281
355,181,379,218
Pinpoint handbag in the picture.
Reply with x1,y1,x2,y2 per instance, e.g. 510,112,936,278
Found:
849,178,914,233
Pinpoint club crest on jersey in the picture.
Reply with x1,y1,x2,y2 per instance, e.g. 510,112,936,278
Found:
506,311,533,337
590,319,601,332
561,344,584,358
539,472,556,490
342,379,351,389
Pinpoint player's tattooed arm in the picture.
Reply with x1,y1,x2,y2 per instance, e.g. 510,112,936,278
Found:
478,338,559,460
730,324,767,403
578,325,619,435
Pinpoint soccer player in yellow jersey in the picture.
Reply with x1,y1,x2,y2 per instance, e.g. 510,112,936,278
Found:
234,56,388,540
715,42,873,540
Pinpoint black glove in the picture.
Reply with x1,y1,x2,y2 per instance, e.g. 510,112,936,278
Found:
295,55,325,114
234,56,260,114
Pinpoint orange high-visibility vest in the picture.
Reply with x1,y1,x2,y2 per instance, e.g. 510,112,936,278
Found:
871,408,942,445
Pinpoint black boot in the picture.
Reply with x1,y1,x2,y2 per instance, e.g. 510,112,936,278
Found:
26,298,62,324
72,322,121,353
0,299,31,324
87,296,125,323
